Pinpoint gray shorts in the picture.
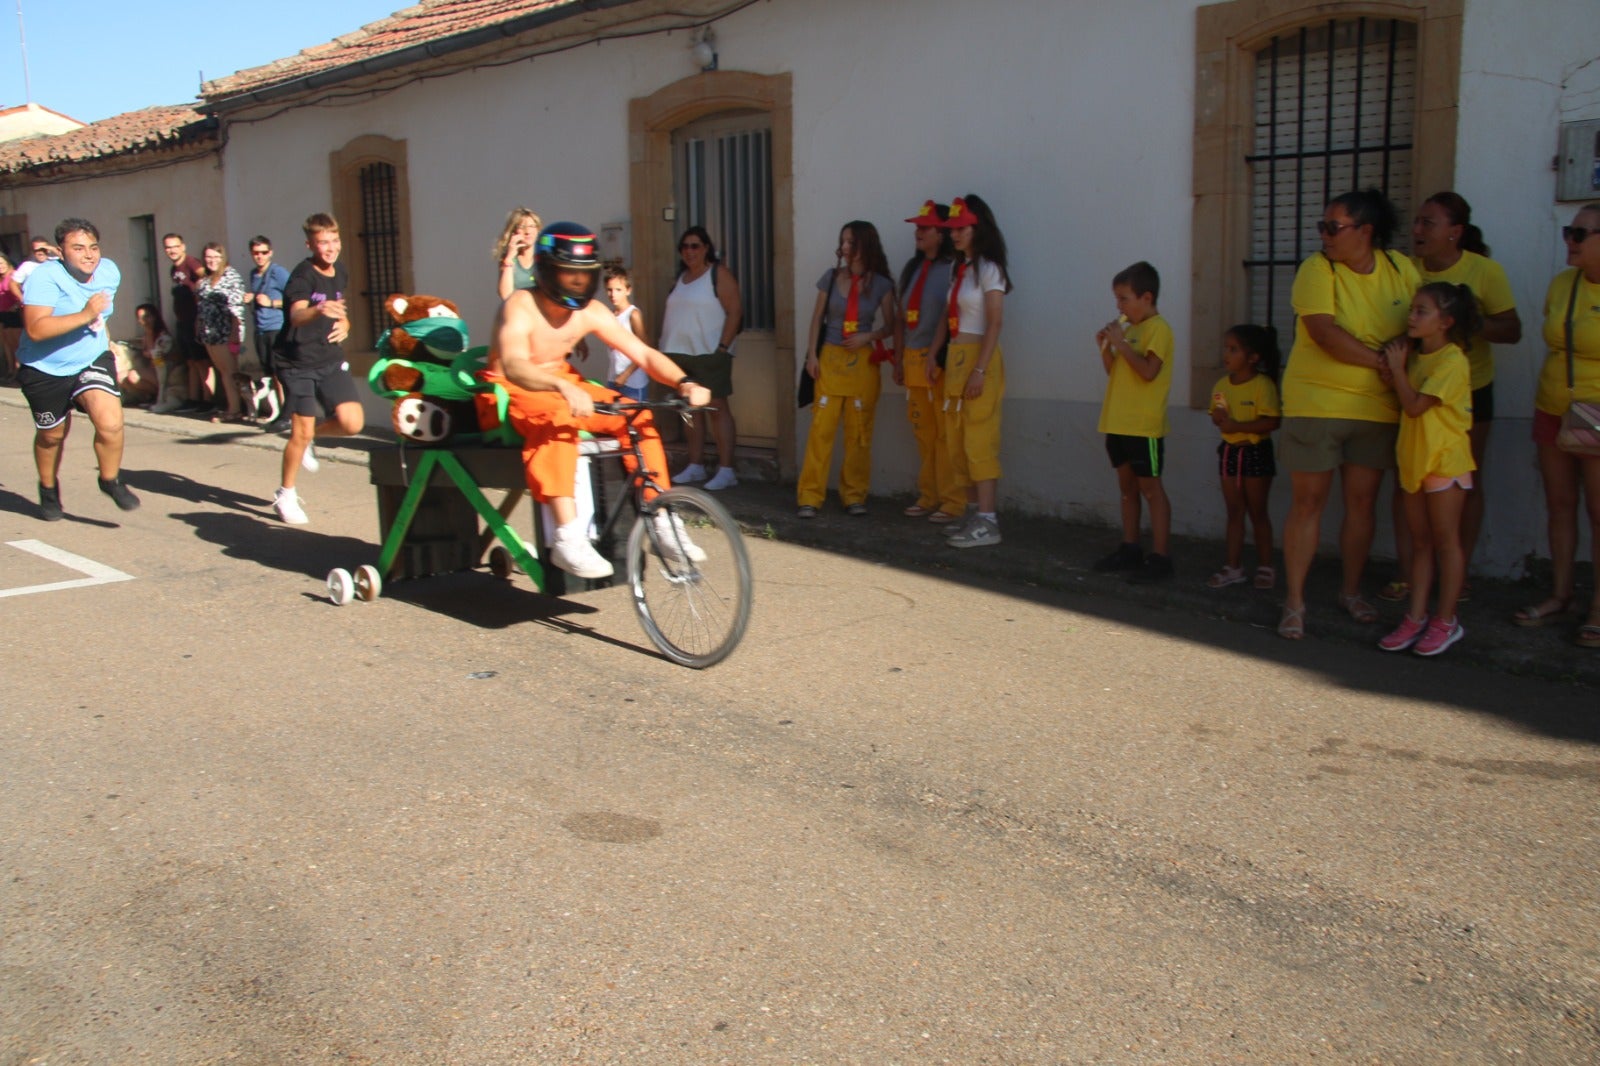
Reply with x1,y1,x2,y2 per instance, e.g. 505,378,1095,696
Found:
1279,416,1397,473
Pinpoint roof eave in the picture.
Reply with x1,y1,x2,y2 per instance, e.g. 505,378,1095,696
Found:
206,0,641,113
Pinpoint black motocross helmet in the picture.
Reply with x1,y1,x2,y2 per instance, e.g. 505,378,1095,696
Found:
534,221,602,309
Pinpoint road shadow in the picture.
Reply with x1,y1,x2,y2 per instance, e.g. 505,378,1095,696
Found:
719,481,1600,746
120,468,272,513
0,483,119,528
168,509,654,656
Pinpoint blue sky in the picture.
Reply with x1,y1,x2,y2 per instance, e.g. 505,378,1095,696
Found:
2,1,404,123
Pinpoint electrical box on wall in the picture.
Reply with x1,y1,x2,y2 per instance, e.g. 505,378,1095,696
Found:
599,221,631,267
1557,119,1600,202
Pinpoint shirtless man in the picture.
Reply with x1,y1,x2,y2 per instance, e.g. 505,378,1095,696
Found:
482,220,711,578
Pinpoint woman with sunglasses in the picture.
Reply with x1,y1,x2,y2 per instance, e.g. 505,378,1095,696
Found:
1516,204,1600,648
1277,188,1420,639
660,226,743,491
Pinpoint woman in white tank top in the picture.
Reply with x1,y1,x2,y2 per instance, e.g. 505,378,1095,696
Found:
659,227,743,491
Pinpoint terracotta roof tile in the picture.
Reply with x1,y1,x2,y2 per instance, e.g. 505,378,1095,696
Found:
203,0,580,101
0,104,214,175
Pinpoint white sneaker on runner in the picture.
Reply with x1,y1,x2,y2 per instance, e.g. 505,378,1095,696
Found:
300,442,319,473
550,531,614,579
653,511,708,564
674,462,707,484
703,466,738,491
274,486,309,525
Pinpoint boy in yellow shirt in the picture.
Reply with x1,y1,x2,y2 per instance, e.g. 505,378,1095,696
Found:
1093,261,1176,582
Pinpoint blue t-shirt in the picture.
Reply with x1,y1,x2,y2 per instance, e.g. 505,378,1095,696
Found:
17,258,120,375
249,261,291,331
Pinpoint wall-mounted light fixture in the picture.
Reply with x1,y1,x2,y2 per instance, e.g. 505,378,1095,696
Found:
690,27,718,73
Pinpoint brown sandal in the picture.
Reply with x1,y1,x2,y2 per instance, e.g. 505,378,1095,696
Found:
1513,598,1574,628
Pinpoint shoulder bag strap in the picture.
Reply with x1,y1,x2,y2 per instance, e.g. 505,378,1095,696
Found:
1566,270,1582,393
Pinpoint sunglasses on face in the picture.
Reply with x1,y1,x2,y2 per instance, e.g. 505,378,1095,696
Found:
679,241,705,251
1316,220,1357,237
1562,225,1596,244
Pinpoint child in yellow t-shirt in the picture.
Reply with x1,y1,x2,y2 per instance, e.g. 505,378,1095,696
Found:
1093,261,1175,582
1205,324,1282,590
1377,282,1480,658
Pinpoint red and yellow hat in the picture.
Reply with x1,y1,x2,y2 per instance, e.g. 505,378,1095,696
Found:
940,197,980,228
904,199,947,226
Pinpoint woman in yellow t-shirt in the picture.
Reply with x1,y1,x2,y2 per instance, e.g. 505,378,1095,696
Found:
1277,189,1420,640
1380,192,1522,601
1515,203,1600,649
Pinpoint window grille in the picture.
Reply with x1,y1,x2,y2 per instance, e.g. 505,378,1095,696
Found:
1245,18,1416,342
358,161,403,342
680,128,774,331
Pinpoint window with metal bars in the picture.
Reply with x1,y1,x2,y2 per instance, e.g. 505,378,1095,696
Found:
1246,17,1416,343
358,161,403,343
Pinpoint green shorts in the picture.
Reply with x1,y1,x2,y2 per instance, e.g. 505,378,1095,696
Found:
666,350,734,400
1279,416,1397,473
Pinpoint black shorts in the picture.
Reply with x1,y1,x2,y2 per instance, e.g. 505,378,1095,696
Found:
1105,433,1165,478
0,309,21,329
278,360,359,418
1217,439,1276,479
173,328,207,363
666,350,734,399
252,328,279,377
1471,382,1494,424
18,350,119,430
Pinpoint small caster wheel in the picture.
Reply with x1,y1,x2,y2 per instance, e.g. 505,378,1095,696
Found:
488,546,514,579
354,564,382,602
327,567,355,605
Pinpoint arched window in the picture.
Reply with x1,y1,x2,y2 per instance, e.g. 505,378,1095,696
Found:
1189,0,1460,405
330,135,413,355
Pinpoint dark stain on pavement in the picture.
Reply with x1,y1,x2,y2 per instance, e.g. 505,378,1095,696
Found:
561,811,663,844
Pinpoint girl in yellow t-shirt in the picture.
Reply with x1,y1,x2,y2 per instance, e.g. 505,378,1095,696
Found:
1205,324,1282,590
1377,283,1481,658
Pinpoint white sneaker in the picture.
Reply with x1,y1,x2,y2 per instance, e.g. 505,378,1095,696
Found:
300,442,319,473
150,396,183,414
703,466,738,491
274,487,308,525
550,531,614,579
674,462,707,484
653,511,708,564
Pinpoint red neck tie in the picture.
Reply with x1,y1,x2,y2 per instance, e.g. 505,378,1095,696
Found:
842,272,862,337
947,259,970,337
905,260,931,327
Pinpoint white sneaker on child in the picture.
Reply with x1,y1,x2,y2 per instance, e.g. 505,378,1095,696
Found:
300,442,319,473
674,462,707,484
652,511,708,565
703,466,738,491
549,529,614,579
274,487,309,525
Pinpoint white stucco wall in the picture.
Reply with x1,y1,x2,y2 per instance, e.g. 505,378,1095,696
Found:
0,154,226,342
212,0,1599,573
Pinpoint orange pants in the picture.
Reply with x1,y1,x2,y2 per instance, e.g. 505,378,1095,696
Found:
479,365,668,503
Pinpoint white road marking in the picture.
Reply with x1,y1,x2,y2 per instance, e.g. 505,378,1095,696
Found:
1,539,136,599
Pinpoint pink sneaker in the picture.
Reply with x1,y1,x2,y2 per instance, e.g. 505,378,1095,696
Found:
1378,613,1429,652
1413,616,1464,657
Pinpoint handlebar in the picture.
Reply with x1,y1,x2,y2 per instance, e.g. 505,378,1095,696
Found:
591,397,716,418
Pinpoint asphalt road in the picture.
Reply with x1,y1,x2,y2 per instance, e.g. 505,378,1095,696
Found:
2,408,1597,1064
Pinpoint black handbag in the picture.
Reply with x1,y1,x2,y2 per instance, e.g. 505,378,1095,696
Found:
798,278,829,409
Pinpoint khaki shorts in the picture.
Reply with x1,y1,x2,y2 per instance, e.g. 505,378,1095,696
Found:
666,350,734,399
1279,416,1397,473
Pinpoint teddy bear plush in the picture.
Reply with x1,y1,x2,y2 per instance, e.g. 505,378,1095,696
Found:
370,294,481,444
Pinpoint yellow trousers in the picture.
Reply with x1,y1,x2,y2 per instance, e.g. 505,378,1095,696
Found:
903,347,967,514
943,342,1004,484
798,343,881,507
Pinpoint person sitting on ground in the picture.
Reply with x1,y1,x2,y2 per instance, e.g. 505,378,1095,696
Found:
476,221,711,579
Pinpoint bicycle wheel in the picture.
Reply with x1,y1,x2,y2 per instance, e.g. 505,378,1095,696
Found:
626,486,752,668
